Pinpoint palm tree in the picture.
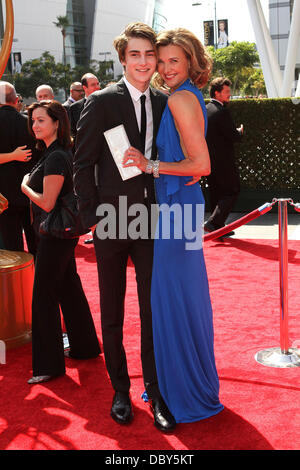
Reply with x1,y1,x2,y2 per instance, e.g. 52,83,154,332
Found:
53,15,69,67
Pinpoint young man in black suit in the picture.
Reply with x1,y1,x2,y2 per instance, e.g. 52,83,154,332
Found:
205,77,244,235
73,23,175,432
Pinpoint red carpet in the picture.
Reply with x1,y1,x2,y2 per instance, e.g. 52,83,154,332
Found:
0,237,299,450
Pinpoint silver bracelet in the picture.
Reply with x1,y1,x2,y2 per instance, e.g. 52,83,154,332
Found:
145,160,153,174
152,160,160,178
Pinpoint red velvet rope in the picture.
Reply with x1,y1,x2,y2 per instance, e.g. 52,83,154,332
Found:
203,202,275,242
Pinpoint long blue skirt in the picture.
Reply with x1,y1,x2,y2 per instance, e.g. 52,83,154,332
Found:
151,183,223,423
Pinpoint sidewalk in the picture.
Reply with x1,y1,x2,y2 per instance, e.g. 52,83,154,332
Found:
205,212,300,240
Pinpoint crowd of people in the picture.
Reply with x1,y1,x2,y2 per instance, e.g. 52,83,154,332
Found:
0,21,244,433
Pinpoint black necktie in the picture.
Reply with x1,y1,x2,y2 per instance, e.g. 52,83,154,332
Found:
140,94,146,154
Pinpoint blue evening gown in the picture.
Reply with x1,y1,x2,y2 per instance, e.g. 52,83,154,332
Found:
151,79,224,423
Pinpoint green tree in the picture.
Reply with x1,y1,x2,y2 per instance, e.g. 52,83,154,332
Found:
6,53,116,100
53,15,70,98
53,15,69,67
69,60,114,87
95,60,114,87
241,68,267,97
7,51,64,98
207,41,260,95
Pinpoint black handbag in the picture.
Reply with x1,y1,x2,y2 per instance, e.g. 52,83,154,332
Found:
39,152,89,239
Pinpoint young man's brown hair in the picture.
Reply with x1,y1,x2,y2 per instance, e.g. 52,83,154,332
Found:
113,22,157,63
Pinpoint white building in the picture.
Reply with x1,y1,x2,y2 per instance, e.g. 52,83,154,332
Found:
247,0,300,97
89,0,156,77
0,0,167,79
269,0,300,93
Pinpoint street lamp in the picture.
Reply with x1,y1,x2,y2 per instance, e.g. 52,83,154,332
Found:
192,1,217,49
99,52,113,81
99,51,111,61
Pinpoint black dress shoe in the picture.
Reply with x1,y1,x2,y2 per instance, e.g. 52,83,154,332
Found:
150,397,176,433
110,392,133,425
221,230,235,238
205,222,235,239
27,375,55,385
217,230,235,241
204,222,218,233
64,349,100,359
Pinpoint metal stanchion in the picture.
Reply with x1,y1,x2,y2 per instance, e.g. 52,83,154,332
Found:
289,200,300,213
62,319,70,350
63,333,70,350
255,199,300,367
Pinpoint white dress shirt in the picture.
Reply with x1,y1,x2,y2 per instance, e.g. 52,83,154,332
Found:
123,76,153,160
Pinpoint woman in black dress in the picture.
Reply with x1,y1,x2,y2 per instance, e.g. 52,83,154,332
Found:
21,100,100,384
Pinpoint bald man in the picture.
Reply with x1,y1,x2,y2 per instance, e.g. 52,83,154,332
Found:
63,82,84,111
0,81,39,253
69,73,100,139
35,84,54,101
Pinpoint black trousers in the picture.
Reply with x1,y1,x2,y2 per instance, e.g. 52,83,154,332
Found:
0,205,37,255
206,172,240,229
93,235,160,399
32,236,100,376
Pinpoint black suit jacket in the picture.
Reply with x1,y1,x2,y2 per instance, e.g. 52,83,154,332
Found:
69,97,86,138
0,105,39,206
205,100,242,186
73,79,167,230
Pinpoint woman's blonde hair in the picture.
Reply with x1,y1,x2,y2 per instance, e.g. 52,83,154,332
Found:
153,28,212,89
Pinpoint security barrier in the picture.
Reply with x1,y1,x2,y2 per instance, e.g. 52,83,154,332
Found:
255,199,300,367
203,198,300,368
